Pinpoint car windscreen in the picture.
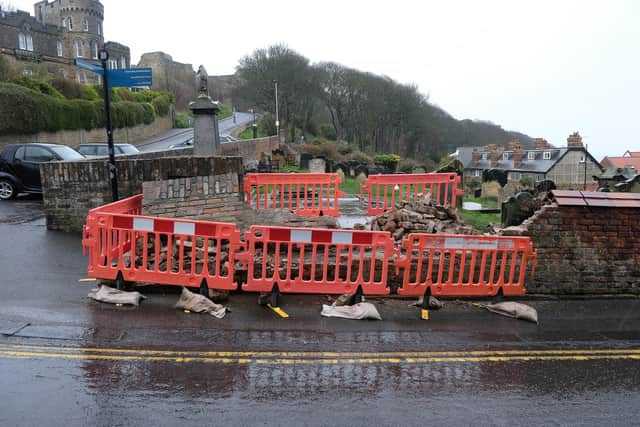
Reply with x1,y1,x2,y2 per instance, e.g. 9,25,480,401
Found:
118,145,140,154
50,146,86,161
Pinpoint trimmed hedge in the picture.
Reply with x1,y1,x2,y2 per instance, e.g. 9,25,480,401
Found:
0,82,171,135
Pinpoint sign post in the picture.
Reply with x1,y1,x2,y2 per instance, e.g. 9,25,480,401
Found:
98,49,118,202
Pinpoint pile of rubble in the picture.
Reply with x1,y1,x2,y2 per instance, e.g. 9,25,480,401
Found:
370,200,478,242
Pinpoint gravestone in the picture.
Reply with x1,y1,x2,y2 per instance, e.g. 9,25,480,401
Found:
309,158,326,174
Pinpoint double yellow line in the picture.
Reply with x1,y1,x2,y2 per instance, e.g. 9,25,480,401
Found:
0,343,639,364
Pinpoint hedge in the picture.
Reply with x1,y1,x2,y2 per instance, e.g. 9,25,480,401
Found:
0,82,171,135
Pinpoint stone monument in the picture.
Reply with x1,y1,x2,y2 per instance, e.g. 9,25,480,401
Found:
189,65,221,156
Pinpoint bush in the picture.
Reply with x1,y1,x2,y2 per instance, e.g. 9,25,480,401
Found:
336,142,353,155
374,153,401,172
347,150,374,165
398,158,420,173
174,113,193,128
151,94,171,116
12,76,64,99
258,114,276,136
0,55,14,82
318,123,337,140
81,85,99,101
49,77,85,99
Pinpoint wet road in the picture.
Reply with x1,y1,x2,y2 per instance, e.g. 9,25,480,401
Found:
1,201,639,426
137,112,255,152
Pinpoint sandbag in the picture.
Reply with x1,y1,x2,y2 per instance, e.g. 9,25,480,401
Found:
175,287,227,318
485,301,538,323
88,285,146,306
320,302,382,320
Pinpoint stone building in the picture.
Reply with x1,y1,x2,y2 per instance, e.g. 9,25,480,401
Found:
0,0,129,83
455,132,604,190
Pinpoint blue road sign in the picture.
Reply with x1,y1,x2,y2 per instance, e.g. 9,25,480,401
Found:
74,59,104,74
108,68,153,88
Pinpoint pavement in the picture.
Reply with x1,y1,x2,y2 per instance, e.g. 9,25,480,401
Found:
1,199,639,426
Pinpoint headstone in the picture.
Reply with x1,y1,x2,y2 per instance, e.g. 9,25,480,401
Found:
309,158,326,174
300,153,313,170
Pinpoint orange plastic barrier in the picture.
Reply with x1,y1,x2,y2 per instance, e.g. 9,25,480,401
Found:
360,173,464,215
240,225,395,296
82,195,242,292
395,233,537,297
244,173,345,217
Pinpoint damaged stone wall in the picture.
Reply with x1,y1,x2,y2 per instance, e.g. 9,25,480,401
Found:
513,204,640,295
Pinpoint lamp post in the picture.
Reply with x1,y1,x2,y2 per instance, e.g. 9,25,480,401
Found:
252,107,257,139
274,80,279,136
98,48,118,201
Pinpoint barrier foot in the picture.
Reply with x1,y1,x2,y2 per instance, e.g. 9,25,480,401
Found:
115,272,125,291
492,287,504,304
271,283,280,308
199,279,209,297
353,285,364,305
421,288,431,320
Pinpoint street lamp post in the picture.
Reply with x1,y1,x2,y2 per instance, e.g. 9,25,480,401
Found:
98,48,118,201
274,80,279,136
252,107,257,139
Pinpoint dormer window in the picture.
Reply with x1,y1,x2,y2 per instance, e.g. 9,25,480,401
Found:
502,152,509,161
83,18,89,32
543,151,551,160
527,151,535,160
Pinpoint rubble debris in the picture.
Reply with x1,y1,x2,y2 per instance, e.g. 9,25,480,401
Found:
370,200,478,242
88,285,146,306
484,301,538,323
409,296,444,310
320,302,382,320
174,287,226,318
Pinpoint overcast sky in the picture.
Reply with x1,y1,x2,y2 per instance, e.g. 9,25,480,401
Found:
9,0,640,160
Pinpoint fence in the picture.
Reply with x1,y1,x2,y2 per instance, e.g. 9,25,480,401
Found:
82,195,242,292
360,173,464,215
244,173,345,217
240,226,395,299
394,233,537,297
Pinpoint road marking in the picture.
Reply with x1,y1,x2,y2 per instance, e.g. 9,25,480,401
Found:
267,304,289,318
0,343,638,364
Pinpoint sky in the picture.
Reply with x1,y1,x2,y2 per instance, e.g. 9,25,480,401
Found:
8,0,640,160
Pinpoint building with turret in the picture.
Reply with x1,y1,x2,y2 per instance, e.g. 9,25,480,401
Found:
0,0,129,83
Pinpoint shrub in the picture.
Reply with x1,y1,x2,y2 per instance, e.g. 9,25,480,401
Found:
81,85,99,101
174,113,193,128
12,76,64,99
347,150,373,165
336,142,353,155
374,153,401,172
318,123,337,140
398,158,420,173
151,94,171,116
0,55,14,82
49,77,85,99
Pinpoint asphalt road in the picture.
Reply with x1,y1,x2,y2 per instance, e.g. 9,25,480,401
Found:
1,200,639,426
137,112,255,152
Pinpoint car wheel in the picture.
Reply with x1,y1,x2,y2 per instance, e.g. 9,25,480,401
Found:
0,179,17,200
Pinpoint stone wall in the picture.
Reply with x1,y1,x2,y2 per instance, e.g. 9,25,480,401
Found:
142,174,244,223
515,204,640,295
0,111,174,150
40,154,243,232
219,134,282,162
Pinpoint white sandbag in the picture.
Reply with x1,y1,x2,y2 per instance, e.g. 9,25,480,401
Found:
321,302,382,320
485,301,538,323
175,287,226,319
88,285,146,306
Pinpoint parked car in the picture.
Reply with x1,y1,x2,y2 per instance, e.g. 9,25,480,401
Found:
0,143,85,200
168,135,237,149
75,143,140,158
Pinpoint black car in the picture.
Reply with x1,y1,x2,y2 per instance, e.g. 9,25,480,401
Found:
0,143,85,200
75,143,140,158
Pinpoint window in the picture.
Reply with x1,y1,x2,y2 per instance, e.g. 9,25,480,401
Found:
579,155,586,163
91,41,98,59
94,74,101,84
527,151,535,160
97,22,102,36
536,174,543,182
56,40,63,56
473,169,480,177
108,59,117,69
83,17,89,32
78,71,86,84
543,151,551,160
481,153,488,160
120,56,126,69
18,32,26,50
74,39,83,58
24,146,55,162
68,16,73,31
26,34,33,51
61,18,66,28
14,146,25,161
502,152,509,161
509,172,521,181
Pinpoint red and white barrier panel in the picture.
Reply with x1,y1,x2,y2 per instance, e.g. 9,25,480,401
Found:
360,173,464,215
241,225,395,295
244,173,345,217
82,195,242,291
394,233,537,297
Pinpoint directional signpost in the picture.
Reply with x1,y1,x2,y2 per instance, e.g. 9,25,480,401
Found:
75,55,153,202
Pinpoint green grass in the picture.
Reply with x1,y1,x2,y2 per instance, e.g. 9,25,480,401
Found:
340,177,362,195
218,105,232,120
238,127,253,139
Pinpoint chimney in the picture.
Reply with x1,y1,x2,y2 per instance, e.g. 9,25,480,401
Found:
471,148,480,166
534,138,551,149
513,148,523,168
567,131,583,147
